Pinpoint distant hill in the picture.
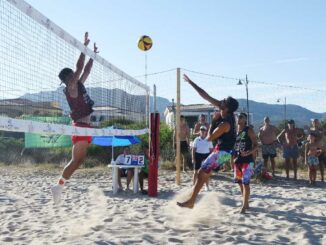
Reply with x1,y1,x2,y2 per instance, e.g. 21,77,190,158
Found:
149,96,171,116
238,99,324,128
19,88,324,127
20,87,170,117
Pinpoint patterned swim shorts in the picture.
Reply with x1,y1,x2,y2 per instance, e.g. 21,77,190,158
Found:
262,143,277,159
234,163,253,185
201,147,231,173
307,156,319,166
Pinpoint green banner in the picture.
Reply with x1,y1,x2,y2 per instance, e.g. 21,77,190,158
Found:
23,116,72,148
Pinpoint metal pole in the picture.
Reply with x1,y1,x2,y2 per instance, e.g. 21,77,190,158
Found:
146,92,149,126
246,74,250,125
145,53,148,85
145,53,149,126
176,68,181,185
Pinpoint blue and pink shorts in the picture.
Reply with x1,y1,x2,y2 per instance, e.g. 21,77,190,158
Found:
234,163,253,185
201,147,231,173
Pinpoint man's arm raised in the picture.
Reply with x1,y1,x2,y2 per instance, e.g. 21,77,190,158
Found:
183,74,221,108
70,32,90,86
80,42,99,84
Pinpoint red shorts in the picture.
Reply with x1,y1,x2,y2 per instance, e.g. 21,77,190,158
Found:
71,122,92,145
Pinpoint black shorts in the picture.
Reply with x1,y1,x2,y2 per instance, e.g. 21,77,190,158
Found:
318,154,326,165
120,169,127,177
194,152,210,170
119,168,133,177
263,153,277,160
180,141,189,154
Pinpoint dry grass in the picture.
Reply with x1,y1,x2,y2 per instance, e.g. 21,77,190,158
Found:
160,160,176,170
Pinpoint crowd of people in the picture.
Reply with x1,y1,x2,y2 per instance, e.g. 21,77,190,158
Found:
174,113,325,185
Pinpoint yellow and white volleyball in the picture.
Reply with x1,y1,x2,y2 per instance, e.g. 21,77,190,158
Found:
138,35,153,51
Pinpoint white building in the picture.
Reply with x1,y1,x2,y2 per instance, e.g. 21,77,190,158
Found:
164,103,253,129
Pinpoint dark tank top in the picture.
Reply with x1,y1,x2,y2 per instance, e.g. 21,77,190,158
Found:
234,126,254,164
64,81,94,122
210,114,236,151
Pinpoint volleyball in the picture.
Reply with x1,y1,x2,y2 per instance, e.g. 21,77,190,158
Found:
138,35,153,51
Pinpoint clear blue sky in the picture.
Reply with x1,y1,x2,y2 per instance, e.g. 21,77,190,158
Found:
27,0,326,112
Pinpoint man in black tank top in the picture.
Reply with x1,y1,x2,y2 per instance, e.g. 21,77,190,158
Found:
233,113,258,214
177,74,239,209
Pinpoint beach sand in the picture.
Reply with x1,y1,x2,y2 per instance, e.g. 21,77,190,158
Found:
0,165,325,244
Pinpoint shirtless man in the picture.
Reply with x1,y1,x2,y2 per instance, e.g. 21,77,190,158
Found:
193,114,210,136
277,120,304,180
310,119,324,182
258,117,279,176
51,32,98,204
174,115,191,171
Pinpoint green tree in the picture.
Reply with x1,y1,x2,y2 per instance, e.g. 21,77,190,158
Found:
277,120,288,131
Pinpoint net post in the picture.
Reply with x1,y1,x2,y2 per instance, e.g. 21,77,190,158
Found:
176,68,181,185
148,112,159,197
146,91,150,126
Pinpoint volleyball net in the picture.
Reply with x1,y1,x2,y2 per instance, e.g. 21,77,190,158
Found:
0,0,150,138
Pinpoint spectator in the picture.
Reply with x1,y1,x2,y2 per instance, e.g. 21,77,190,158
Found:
233,113,258,213
305,132,322,185
192,125,213,191
193,114,210,136
174,115,191,171
115,146,134,190
277,120,304,180
139,145,150,194
258,117,279,176
310,119,325,182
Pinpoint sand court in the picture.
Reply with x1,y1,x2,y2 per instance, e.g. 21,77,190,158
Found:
1,166,325,244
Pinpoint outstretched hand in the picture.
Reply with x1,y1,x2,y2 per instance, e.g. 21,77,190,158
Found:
183,74,192,83
93,42,99,53
84,32,90,46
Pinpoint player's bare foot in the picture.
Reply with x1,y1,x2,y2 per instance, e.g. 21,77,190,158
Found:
177,200,194,209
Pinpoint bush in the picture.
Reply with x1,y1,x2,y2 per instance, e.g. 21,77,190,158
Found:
0,137,24,164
